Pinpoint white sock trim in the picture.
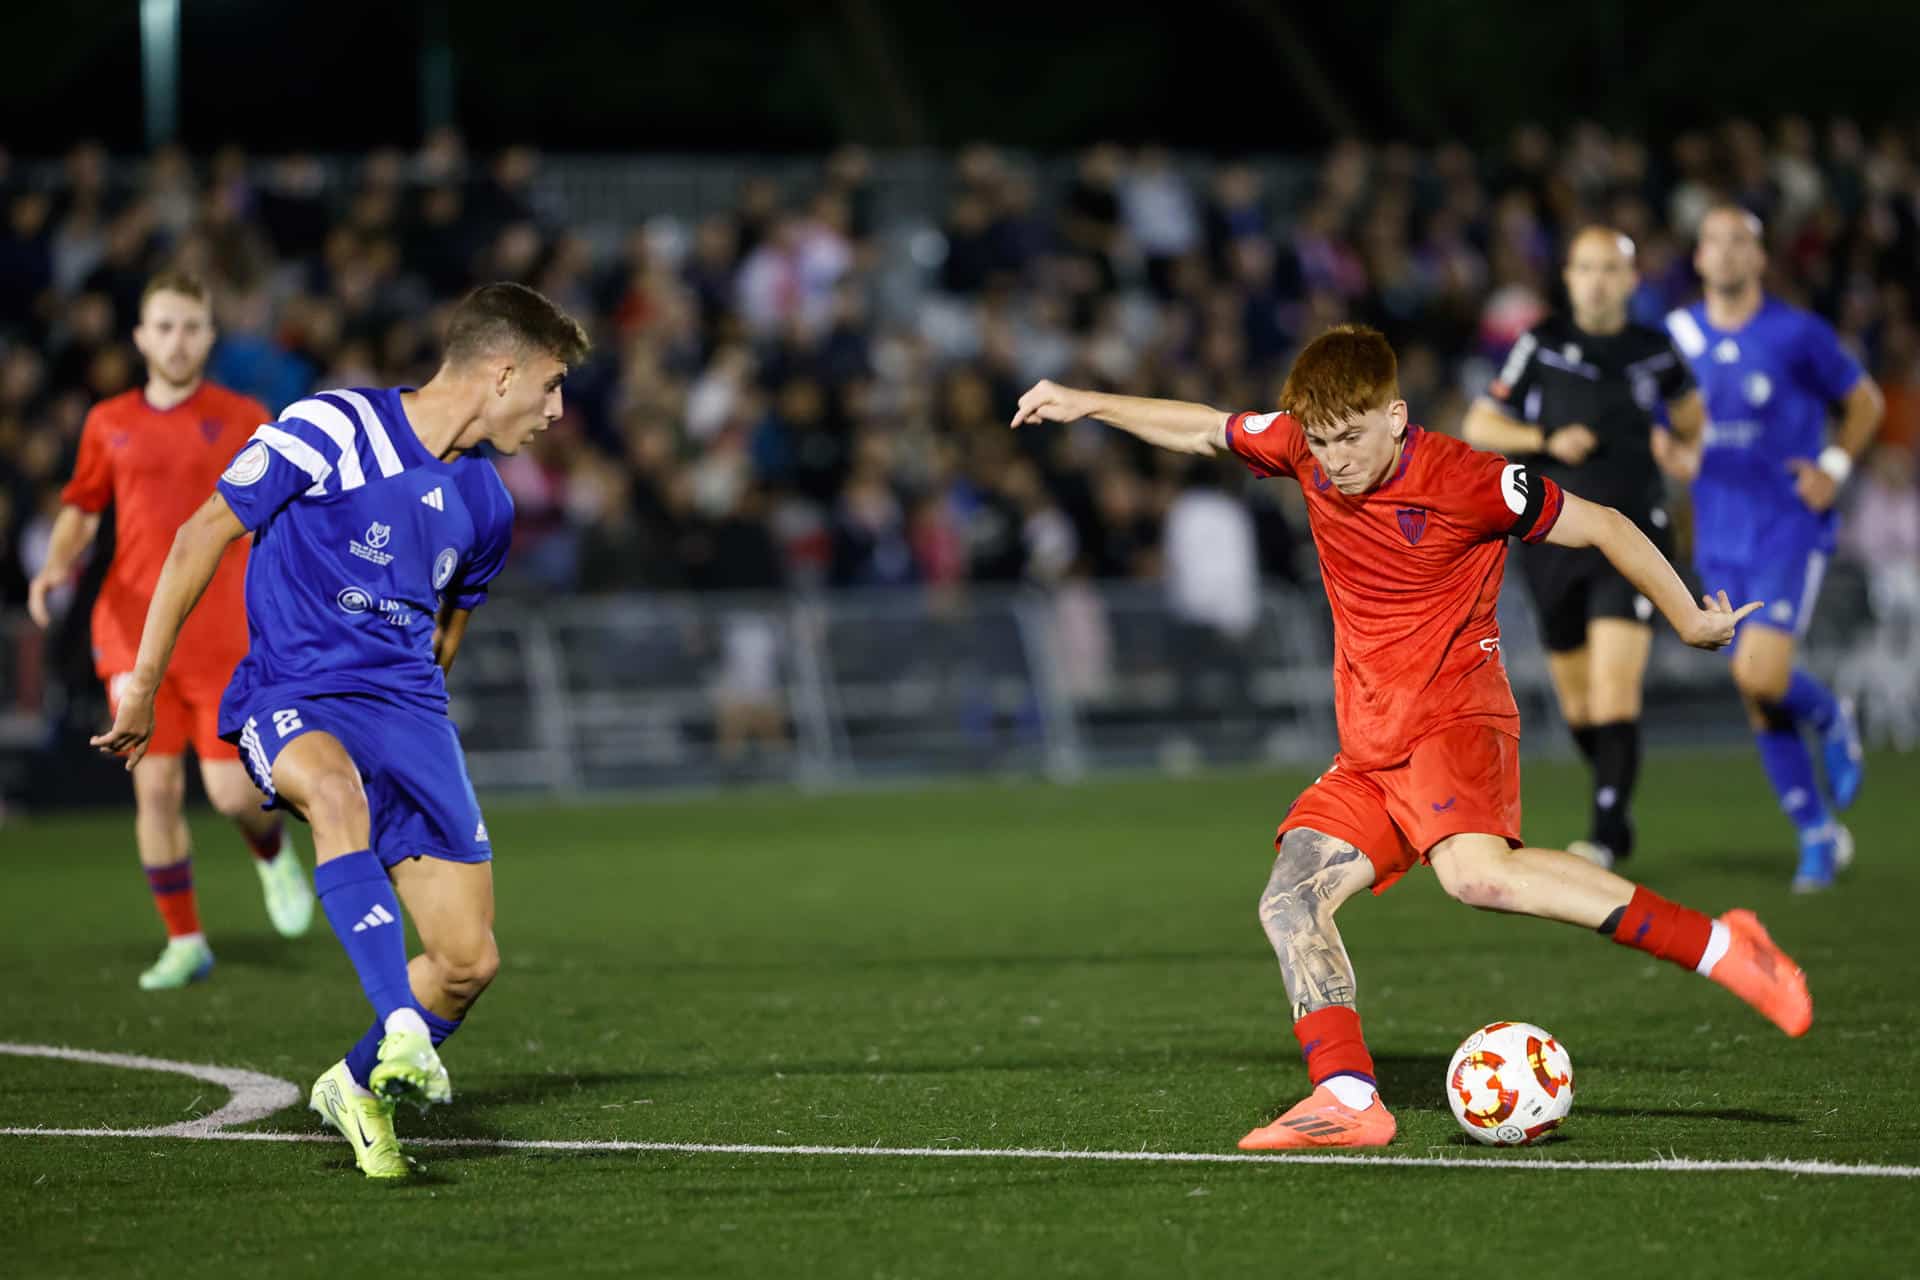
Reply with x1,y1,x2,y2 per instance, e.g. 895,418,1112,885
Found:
1696,919,1732,976
385,1007,430,1039
1321,1073,1379,1110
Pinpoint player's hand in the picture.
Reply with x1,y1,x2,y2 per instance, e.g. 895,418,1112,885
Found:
1651,430,1700,483
1011,380,1094,429
90,679,157,771
1787,458,1840,512
1682,589,1763,650
26,572,60,629
1545,425,1598,466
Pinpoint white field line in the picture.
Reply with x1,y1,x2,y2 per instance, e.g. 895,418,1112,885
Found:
0,1042,299,1136
3,1042,1915,1179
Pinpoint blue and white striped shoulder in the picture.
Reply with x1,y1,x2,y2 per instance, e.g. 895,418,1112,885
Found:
272,390,408,495
1664,309,1708,360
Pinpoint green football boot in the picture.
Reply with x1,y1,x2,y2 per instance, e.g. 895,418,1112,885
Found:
255,831,315,937
310,1060,411,1179
369,1018,452,1110
137,935,214,990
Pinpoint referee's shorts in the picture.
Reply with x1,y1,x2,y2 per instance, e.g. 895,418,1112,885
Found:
1515,513,1670,653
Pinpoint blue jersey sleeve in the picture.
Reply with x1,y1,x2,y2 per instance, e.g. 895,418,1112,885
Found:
1797,312,1864,404
449,462,515,612
215,419,335,531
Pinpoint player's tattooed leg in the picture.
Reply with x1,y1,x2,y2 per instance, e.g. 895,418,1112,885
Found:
1258,829,1369,1020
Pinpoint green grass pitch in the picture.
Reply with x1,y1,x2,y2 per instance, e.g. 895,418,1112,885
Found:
3,748,1918,1277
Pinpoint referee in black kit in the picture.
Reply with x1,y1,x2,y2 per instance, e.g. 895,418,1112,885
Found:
1465,227,1706,869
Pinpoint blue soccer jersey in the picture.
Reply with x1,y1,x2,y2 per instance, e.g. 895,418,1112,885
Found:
1664,297,1864,567
213,386,514,739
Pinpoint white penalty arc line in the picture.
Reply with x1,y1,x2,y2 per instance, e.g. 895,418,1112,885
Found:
0,1042,300,1137
3,1042,1916,1180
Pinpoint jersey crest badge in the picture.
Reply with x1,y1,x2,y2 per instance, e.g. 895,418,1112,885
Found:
1396,507,1429,546
1744,372,1773,406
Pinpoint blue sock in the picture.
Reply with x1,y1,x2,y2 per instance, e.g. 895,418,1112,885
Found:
345,1003,462,1088
1754,729,1829,833
314,852,413,1022
1780,668,1839,733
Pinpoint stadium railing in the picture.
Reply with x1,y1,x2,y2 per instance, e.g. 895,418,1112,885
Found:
5,563,1908,806
439,578,1775,797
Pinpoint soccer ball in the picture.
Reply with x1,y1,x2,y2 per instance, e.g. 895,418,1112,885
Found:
1445,1021,1574,1146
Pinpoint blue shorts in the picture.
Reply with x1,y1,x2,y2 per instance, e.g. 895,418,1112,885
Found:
1697,547,1830,641
225,692,492,868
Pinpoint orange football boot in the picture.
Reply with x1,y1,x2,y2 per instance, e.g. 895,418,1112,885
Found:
1707,909,1813,1037
1238,1085,1397,1150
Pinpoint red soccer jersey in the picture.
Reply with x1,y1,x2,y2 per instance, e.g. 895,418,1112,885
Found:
60,382,268,678
1225,411,1564,770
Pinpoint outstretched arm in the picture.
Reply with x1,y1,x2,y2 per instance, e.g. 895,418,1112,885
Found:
1012,380,1228,456
90,492,248,768
1544,491,1759,649
26,505,103,628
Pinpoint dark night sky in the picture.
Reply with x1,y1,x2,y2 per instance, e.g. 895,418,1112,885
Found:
3,0,1912,155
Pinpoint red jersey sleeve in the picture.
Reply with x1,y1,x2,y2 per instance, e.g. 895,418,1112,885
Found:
1453,450,1564,543
60,407,115,513
1223,410,1309,479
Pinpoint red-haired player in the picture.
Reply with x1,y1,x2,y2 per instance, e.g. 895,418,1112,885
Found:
29,271,312,990
1012,325,1811,1149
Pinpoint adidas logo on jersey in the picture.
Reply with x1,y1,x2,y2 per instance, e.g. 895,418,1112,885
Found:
422,486,444,511
352,904,396,933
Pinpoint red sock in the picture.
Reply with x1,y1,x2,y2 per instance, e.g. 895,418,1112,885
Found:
145,860,201,938
1608,885,1711,969
241,819,283,864
1292,1006,1376,1087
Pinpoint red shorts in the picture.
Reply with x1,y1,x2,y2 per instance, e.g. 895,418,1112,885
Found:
1278,722,1521,893
103,665,238,762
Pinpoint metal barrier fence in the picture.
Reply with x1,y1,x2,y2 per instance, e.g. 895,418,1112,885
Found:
5,562,1913,806
432,577,1817,796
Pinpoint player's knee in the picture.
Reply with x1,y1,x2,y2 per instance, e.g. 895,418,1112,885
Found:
1587,690,1642,724
1430,842,1514,911
432,938,499,1002
1259,829,1354,934
204,775,257,819
303,769,369,836
1730,651,1790,703
1269,829,1330,890
133,765,187,816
